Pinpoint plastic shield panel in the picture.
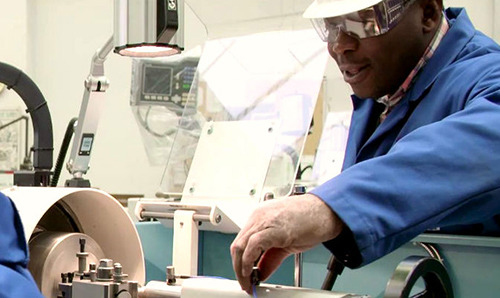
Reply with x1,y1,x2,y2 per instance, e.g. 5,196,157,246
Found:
158,0,328,201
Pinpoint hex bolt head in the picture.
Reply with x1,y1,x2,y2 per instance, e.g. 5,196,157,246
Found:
99,259,113,268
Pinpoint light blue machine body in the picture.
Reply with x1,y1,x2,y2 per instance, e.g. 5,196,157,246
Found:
137,221,500,297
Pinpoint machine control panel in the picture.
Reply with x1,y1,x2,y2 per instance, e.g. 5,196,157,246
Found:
138,57,199,115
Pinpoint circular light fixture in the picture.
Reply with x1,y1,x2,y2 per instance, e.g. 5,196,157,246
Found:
114,44,183,58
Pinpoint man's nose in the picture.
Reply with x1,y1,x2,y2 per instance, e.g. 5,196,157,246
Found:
330,30,359,55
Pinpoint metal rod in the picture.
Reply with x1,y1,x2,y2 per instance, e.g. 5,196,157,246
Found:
94,35,115,65
294,253,303,287
141,211,210,222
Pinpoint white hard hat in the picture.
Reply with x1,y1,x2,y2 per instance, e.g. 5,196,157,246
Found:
303,0,384,19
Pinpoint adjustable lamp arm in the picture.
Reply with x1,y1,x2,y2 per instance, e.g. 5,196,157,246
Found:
64,0,183,187
66,36,114,185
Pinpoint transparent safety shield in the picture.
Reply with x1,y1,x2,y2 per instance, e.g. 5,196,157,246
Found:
158,0,329,203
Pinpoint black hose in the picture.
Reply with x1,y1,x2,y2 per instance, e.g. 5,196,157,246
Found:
0,62,53,171
321,255,345,291
50,117,78,187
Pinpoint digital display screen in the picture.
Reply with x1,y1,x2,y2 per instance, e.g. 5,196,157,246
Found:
143,66,173,95
79,134,94,155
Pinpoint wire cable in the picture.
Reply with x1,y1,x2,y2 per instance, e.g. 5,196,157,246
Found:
51,117,78,187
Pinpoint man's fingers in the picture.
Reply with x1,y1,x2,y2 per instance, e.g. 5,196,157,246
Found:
231,226,260,293
230,236,249,291
241,228,285,276
258,248,291,282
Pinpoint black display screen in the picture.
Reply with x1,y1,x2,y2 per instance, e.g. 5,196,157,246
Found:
143,66,173,95
79,134,94,156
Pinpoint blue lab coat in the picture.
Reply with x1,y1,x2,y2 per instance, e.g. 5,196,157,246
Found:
311,7,500,267
0,192,44,297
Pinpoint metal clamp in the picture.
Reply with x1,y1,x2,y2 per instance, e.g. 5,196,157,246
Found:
383,256,454,298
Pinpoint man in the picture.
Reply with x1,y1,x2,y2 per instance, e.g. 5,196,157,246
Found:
0,192,44,297
231,0,500,293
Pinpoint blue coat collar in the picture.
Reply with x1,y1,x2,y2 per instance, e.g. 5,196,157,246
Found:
405,7,475,103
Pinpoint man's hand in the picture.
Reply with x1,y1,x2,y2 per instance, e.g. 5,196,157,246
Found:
230,193,344,293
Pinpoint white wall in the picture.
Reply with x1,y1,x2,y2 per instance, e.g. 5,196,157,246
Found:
0,0,499,197
0,1,29,107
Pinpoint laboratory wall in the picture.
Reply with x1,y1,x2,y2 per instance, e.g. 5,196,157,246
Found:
0,0,498,197
0,1,30,184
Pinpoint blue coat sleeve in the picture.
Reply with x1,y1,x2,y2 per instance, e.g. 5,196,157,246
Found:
0,192,44,298
312,83,500,266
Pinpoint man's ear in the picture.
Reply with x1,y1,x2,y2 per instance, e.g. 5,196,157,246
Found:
420,0,443,34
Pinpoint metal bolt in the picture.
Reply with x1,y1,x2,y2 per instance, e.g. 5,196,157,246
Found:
99,259,113,268
114,263,123,275
264,192,275,201
113,263,124,283
215,214,222,224
189,187,195,193
268,127,273,133
89,263,97,271
249,189,256,196
79,238,86,252
207,127,214,135
97,259,113,281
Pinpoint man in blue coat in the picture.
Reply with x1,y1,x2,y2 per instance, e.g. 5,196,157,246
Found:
0,192,44,297
231,0,500,292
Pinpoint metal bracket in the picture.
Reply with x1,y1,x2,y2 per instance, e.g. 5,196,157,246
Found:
135,201,236,277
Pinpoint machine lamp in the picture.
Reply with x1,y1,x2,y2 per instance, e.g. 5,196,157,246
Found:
64,0,184,187
114,0,183,57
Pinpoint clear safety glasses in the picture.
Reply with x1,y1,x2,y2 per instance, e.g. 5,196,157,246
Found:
311,0,417,43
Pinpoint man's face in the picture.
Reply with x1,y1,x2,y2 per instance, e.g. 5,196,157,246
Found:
328,3,428,99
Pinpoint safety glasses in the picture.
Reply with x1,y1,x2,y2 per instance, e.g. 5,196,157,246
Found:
311,0,417,42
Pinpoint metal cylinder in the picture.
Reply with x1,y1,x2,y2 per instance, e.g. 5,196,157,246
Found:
166,266,176,285
89,269,97,282
77,251,88,274
294,253,303,287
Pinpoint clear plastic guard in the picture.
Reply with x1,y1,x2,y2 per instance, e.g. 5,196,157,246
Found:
154,0,328,220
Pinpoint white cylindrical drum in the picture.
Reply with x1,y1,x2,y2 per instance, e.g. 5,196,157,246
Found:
2,186,145,298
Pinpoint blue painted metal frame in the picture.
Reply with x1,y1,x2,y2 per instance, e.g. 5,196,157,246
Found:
136,222,500,297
